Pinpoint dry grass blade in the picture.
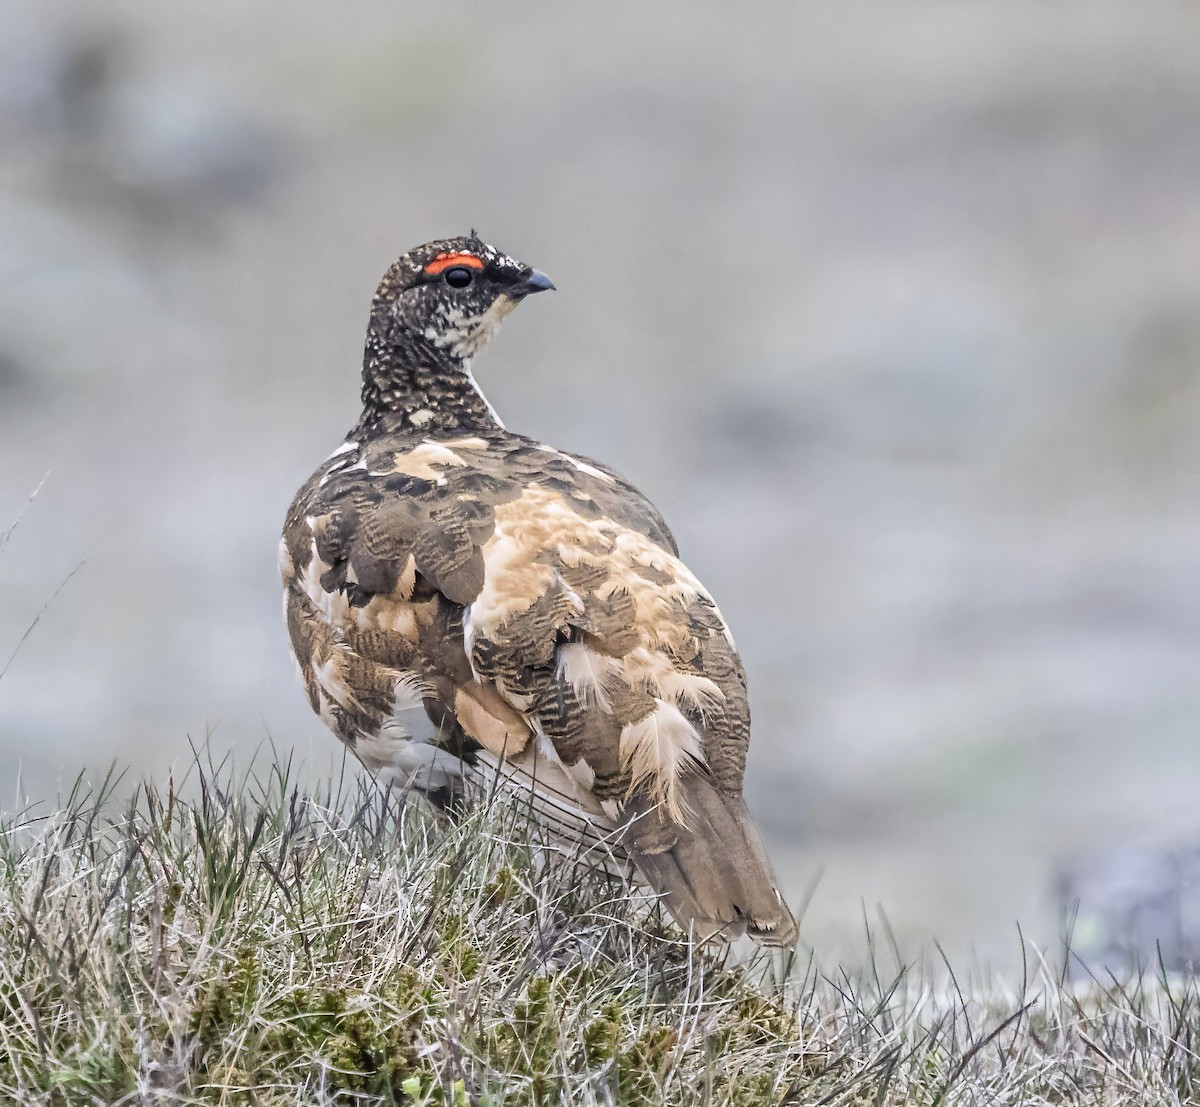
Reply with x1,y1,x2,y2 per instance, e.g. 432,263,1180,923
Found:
0,480,83,687
0,475,50,554
0,752,1198,1105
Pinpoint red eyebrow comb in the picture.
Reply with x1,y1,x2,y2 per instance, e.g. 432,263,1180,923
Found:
425,252,485,275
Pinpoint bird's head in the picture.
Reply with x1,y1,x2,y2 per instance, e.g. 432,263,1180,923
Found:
370,233,555,361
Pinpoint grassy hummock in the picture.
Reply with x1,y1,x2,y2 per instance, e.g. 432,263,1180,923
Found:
0,756,1197,1106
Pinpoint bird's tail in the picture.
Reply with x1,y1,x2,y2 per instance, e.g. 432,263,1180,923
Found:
466,745,797,946
622,772,798,946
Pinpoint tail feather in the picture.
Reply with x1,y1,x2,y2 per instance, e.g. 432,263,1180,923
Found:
623,772,798,946
462,746,797,946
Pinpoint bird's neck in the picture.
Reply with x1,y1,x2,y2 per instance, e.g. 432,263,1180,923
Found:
355,320,505,437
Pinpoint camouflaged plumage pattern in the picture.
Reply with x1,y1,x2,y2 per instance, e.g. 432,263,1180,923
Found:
280,235,797,944
283,432,751,795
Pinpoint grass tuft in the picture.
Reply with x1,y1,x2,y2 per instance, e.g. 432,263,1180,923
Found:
0,754,1198,1105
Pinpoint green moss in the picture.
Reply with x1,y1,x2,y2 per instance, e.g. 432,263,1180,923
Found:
617,1024,679,1102
189,944,262,1058
483,865,520,907
251,982,427,1097
732,990,797,1044
582,1000,625,1067
455,941,482,981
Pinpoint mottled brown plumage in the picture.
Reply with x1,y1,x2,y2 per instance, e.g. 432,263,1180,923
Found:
281,234,797,944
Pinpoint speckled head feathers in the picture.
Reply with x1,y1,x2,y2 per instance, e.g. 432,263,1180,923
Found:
370,234,554,360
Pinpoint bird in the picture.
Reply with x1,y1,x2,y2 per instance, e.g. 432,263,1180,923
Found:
280,234,797,945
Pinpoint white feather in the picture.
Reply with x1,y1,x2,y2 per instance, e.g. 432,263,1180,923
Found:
357,729,461,791
619,700,705,822
556,642,619,711
464,361,506,427
324,440,359,460
656,671,725,717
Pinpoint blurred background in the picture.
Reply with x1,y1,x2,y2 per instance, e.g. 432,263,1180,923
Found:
2,2,1199,968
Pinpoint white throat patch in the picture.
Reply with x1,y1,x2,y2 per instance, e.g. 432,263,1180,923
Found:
463,360,505,428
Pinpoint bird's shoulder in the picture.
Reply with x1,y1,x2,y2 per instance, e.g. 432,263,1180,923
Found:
500,432,679,557
281,428,679,609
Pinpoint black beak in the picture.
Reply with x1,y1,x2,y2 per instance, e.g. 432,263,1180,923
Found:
511,269,556,297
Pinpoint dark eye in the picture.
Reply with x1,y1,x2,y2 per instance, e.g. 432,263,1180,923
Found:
444,266,474,289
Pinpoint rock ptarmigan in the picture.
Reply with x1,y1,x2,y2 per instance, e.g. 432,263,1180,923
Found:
281,235,797,945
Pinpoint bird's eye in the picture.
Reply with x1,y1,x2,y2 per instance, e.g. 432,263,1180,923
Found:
444,266,474,289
